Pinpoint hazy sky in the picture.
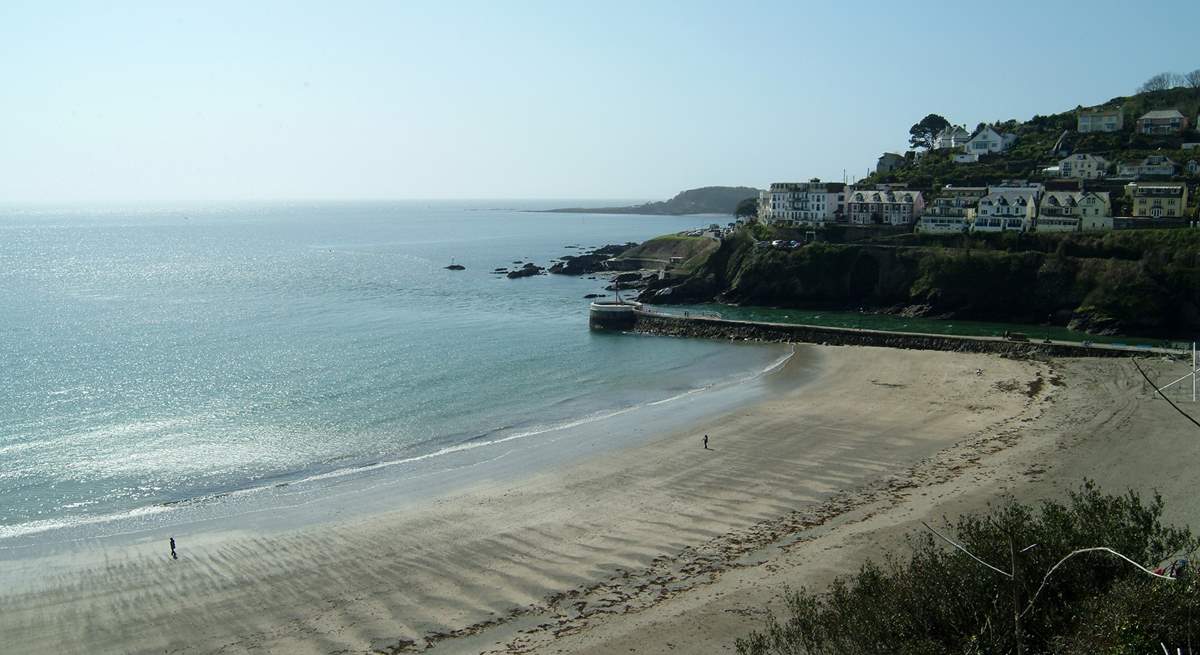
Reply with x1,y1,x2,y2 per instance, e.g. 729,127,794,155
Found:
2,1,1198,203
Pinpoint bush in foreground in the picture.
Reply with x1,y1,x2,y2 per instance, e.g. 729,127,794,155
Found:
736,482,1199,654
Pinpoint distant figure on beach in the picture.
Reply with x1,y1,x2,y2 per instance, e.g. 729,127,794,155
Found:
170,537,177,560
703,434,709,450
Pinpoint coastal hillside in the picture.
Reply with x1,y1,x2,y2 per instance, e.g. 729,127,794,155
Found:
864,86,1200,203
640,228,1200,337
611,234,720,273
543,186,760,216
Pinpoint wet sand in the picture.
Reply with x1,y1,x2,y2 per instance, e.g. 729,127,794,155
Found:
5,345,1187,654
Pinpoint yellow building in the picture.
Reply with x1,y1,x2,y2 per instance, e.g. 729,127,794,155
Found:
1125,182,1189,218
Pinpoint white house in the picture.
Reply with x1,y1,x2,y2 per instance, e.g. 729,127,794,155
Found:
934,125,971,150
1118,155,1177,178
846,188,925,226
764,180,847,225
1036,191,1111,232
963,125,1018,156
1058,153,1109,179
974,191,1035,232
1077,107,1123,133
916,188,985,234
1187,159,1200,175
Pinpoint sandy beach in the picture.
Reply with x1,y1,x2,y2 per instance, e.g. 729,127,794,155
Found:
2,344,1195,654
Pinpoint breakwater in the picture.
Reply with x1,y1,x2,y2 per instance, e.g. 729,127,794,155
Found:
631,310,1178,358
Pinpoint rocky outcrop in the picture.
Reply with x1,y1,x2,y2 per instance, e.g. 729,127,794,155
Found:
639,231,1200,338
506,263,545,279
548,243,636,276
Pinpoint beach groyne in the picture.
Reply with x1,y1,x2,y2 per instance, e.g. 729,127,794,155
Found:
631,310,1177,358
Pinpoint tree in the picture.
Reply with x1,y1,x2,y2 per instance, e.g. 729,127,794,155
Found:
1139,72,1180,92
734,197,759,220
908,113,951,150
1185,69,1200,89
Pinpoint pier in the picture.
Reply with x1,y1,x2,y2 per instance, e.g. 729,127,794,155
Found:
626,309,1184,359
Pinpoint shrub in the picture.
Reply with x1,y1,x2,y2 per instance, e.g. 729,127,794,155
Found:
736,482,1197,655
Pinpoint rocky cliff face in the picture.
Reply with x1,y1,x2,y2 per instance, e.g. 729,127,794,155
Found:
639,232,1200,337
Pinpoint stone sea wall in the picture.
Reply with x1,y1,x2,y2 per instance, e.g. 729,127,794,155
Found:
631,312,1147,358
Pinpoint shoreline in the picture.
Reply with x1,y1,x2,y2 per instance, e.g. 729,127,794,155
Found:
0,339,797,558
0,344,1060,654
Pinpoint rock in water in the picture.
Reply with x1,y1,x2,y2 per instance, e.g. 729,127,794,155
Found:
506,263,545,279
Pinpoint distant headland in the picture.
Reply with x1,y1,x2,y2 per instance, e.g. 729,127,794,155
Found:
539,186,760,216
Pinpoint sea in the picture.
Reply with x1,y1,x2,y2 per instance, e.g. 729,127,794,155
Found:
0,201,791,550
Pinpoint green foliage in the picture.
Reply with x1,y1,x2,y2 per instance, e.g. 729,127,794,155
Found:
866,87,1200,195
736,197,759,218
909,113,951,150
735,483,1198,655
661,228,1200,335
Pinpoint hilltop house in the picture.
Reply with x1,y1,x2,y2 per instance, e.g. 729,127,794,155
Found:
1077,107,1124,133
1137,110,1189,135
846,188,924,226
934,125,971,150
974,190,1035,232
916,186,986,234
876,152,906,174
963,125,1017,156
1058,153,1109,179
1036,191,1111,232
1125,182,1189,218
1118,154,1177,178
764,180,846,225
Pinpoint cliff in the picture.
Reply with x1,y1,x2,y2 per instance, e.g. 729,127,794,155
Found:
543,186,760,216
639,229,1200,337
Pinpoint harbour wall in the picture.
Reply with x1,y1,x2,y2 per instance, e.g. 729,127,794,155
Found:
631,311,1174,358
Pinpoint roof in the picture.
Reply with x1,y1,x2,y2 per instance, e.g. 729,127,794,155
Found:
1041,191,1110,206
1139,109,1186,120
1128,183,1187,197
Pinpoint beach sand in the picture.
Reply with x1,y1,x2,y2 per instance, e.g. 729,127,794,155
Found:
2,345,1193,654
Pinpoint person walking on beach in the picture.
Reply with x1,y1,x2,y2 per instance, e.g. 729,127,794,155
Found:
703,434,709,450
169,537,177,560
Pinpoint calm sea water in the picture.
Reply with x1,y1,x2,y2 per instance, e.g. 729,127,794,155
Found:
0,202,782,544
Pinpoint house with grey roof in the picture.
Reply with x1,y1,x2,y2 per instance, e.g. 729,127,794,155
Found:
876,152,906,174
973,191,1035,232
846,188,924,226
1137,110,1189,135
1118,155,1177,178
1036,191,1111,233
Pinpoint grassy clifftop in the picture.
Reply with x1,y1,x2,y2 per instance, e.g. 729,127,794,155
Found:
615,234,719,273
640,229,1200,337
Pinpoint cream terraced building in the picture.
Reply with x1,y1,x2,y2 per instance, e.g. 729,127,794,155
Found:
764,180,847,225
1036,191,1111,232
1125,182,1189,218
846,189,924,226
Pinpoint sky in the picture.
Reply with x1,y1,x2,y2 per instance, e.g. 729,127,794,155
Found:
1,0,1198,204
